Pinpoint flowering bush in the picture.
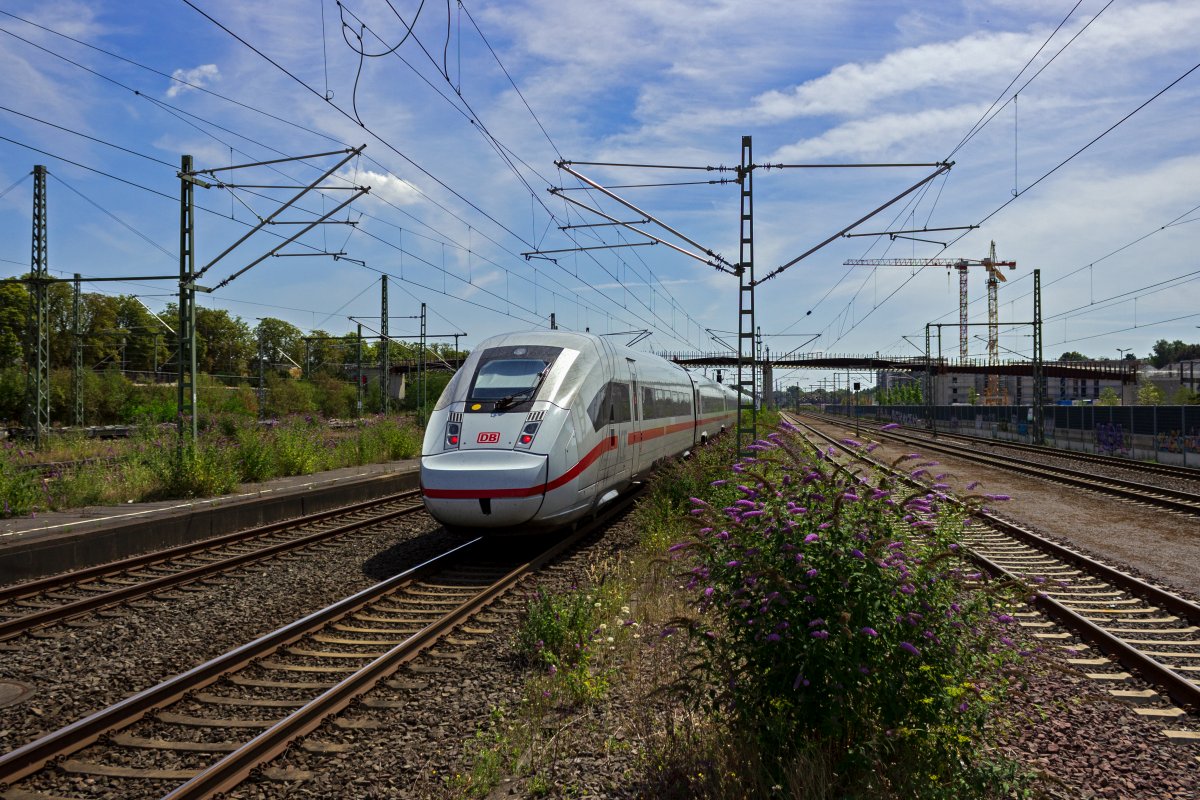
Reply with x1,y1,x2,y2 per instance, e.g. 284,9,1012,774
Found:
669,423,1026,795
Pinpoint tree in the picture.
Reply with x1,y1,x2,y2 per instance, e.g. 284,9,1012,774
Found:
1149,339,1200,369
1136,381,1163,406
1168,386,1199,405
255,317,303,375
1058,351,1088,361
0,282,27,368
1096,386,1120,406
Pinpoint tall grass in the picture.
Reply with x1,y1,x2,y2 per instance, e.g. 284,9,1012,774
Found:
646,422,1033,798
0,414,424,517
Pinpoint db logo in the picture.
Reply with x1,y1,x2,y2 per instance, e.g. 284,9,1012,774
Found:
477,431,501,444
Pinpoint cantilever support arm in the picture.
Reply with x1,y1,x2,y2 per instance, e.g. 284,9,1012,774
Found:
754,162,953,286
554,161,736,272
550,190,735,274
193,145,365,281
213,188,368,290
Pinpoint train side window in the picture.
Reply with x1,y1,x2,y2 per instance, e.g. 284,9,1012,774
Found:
610,382,632,423
587,384,611,431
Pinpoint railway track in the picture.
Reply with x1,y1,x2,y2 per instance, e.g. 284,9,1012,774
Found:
786,413,1200,718
0,491,424,641
890,423,1200,485
797,412,1200,518
0,491,638,798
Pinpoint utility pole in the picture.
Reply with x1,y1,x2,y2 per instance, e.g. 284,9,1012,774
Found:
418,302,428,426
1032,268,1044,443
73,273,83,427
178,155,198,444
380,276,389,414
736,135,756,452
356,322,363,418
257,323,266,418
26,165,49,448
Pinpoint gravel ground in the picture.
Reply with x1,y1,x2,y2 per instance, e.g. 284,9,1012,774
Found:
0,512,453,758
4,422,1200,798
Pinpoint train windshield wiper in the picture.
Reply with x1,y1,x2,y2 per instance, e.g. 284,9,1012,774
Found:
494,368,547,410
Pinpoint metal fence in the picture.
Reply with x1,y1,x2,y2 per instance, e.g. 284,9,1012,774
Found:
823,404,1200,466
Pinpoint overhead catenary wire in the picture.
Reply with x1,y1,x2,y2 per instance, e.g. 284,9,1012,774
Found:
0,7,707,350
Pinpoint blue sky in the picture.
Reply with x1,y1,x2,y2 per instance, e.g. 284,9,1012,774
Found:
1,0,1198,390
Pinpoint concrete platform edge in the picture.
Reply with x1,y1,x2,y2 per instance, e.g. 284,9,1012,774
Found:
0,468,421,583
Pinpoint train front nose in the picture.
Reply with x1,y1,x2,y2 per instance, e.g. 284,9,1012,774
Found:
420,449,548,527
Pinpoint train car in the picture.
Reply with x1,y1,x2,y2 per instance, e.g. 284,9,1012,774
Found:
420,330,739,530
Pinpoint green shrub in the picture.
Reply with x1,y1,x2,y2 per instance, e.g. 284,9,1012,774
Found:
0,451,42,517
669,422,1029,797
517,588,599,671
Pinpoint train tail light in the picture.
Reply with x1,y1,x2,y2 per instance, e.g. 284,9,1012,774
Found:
515,420,541,449
444,415,462,449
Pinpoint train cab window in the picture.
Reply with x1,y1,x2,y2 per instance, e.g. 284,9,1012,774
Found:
588,382,632,430
466,345,562,409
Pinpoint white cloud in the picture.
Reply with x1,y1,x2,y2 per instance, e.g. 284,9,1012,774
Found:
166,64,220,98
352,169,422,207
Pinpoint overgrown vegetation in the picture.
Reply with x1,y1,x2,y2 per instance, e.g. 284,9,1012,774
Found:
657,423,1031,797
0,414,421,517
463,420,1035,799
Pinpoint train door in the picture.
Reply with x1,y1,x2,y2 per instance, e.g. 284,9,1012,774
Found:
594,348,621,487
626,358,641,476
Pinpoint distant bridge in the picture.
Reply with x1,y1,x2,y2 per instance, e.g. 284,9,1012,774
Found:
658,352,1138,383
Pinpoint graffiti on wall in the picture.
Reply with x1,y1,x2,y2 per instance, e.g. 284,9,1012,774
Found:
1095,423,1130,456
1155,428,1200,455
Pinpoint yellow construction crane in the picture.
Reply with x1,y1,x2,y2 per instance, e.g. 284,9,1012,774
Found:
845,243,1016,364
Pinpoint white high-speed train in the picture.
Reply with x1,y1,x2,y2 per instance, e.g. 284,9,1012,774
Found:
420,330,739,530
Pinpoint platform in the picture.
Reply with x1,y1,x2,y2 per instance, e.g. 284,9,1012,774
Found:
0,460,421,584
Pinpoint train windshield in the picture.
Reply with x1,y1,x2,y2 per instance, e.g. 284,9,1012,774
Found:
470,359,549,401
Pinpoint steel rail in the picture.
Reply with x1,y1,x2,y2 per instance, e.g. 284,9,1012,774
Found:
806,413,1200,516
968,549,1200,712
890,423,1200,483
0,537,483,787
0,493,423,640
0,490,419,603
785,412,1200,712
162,494,636,799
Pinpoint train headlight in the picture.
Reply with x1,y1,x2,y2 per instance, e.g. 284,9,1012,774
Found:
515,420,540,449
444,420,461,449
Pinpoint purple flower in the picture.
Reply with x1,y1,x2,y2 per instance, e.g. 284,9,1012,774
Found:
966,480,981,490
726,560,741,568
985,494,1011,501
793,673,809,689
843,492,859,501
881,423,900,430
806,568,818,578
898,641,921,656
811,630,830,639
850,549,865,559
548,664,557,676
860,627,878,637
668,542,690,552
710,479,727,487
766,633,781,642
804,533,820,543
690,497,708,506
704,586,714,597
741,510,764,518
841,438,862,447
808,618,826,627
